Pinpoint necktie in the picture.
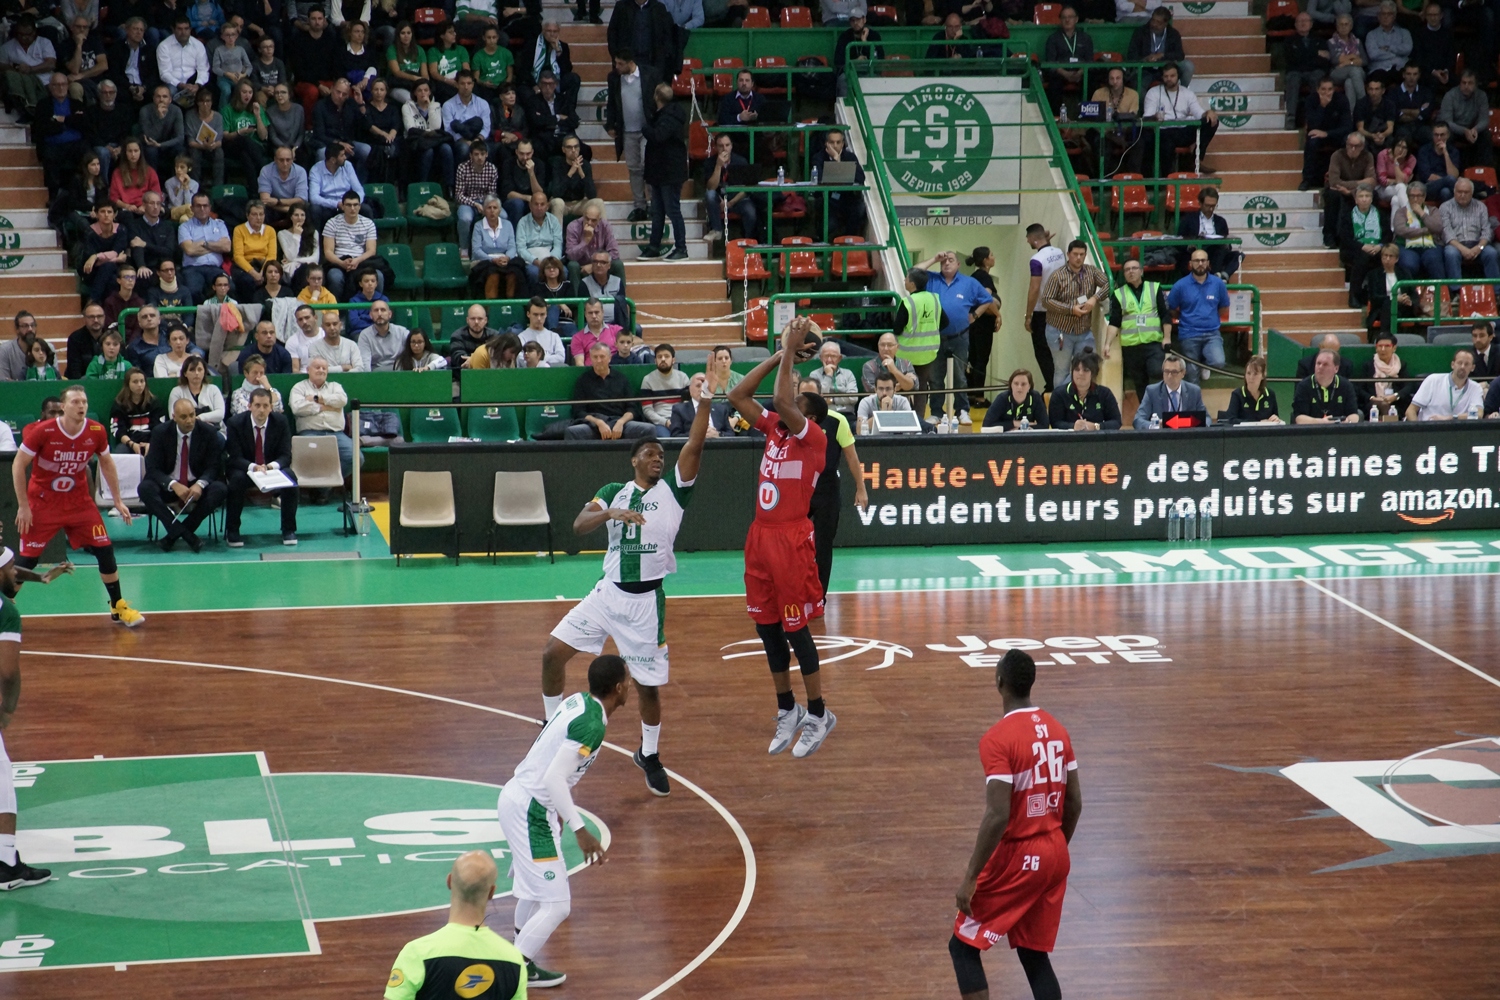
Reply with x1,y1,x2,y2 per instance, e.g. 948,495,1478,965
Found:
178,436,190,484
1169,389,1179,412
255,425,265,466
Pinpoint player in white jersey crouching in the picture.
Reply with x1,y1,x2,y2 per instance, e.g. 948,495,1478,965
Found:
541,377,713,797
499,654,630,989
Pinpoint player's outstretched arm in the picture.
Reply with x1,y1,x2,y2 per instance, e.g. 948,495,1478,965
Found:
773,317,809,435
956,779,1012,916
574,499,645,535
727,352,780,426
1062,770,1082,845
16,562,74,585
10,451,31,534
676,376,715,484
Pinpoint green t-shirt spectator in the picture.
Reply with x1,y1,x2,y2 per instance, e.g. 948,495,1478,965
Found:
427,44,469,80
470,45,512,87
223,106,259,134
85,355,132,379
386,43,426,77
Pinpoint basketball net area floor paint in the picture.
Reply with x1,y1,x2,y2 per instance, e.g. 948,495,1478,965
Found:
3,574,1499,997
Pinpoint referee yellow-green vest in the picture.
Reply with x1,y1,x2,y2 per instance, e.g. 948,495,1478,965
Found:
897,290,942,366
1113,281,1163,347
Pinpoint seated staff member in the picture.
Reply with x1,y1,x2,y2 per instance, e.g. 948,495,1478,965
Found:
1224,355,1282,423
1046,350,1121,430
1358,330,1416,419
980,369,1049,430
1132,353,1208,429
1292,349,1362,423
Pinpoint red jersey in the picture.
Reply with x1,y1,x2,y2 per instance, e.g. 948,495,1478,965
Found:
21,417,111,510
753,410,826,526
979,707,1077,842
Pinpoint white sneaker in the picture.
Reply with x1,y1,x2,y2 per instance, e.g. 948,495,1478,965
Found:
768,704,807,755
792,709,836,758
958,411,972,426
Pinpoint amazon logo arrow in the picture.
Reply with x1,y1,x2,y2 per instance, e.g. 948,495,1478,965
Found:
1397,508,1456,526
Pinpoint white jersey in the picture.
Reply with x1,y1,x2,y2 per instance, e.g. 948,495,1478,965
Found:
509,692,608,807
1031,246,1066,313
591,464,695,584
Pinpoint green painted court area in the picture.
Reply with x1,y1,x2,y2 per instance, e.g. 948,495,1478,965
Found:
8,753,603,972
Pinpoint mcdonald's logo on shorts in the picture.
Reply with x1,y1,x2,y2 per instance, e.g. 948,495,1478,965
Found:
784,604,801,622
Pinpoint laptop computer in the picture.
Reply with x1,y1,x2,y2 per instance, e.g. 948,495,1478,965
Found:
820,160,859,185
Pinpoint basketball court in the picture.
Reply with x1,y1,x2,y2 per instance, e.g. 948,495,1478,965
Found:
1,534,1498,999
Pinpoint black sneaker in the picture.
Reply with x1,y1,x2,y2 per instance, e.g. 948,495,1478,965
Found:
636,245,664,259
664,247,690,260
526,959,566,988
633,748,671,796
627,208,649,222
226,531,244,547
0,857,52,891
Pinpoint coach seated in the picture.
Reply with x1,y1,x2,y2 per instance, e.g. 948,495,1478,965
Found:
1132,355,1209,429
1292,349,1362,423
140,397,228,552
668,373,733,437
561,343,657,440
225,387,298,546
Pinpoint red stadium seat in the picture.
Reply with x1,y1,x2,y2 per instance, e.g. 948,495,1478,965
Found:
1458,284,1498,318
712,57,742,98
1491,108,1500,147
688,119,712,161
743,5,771,27
1109,173,1153,213
745,297,769,341
1463,166,1497,191
413,7,445,44
1164,172,1203,213
1033,3,1061,24
780,237,824,279
830,237,876,279
868,3,898,22
1096,231,1120,272
1075,174,1099,213
727,239,771,280
1094,51,1122,63
1264,0,1299,41
779,6,813,27
882,53,913,77
755,56,788,97
672,57,703,98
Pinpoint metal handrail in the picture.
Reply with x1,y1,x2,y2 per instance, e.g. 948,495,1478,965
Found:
116,296,641,335
1389,277,1499,329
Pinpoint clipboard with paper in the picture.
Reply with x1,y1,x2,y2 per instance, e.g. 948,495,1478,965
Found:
249,468,295,491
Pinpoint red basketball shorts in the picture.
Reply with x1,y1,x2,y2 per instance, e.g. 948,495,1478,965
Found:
19,501,110,558
744,519,824,631
954,831,1070,953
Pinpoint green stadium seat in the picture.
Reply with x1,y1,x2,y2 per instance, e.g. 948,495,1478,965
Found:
378,244,423,297
524,404,566,440
209,184,247,201
408,406,463,442
439,304,472,338
407,182,455,237
491,300,523,329
365,183,407,240
391,304,432,336
467,405,522,442
423,242,468,296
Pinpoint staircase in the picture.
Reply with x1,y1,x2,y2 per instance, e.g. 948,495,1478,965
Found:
1173,2,1366,344
550,14,743,347
0,116,79,351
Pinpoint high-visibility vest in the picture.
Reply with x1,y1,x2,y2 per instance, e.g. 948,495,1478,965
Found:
897,290,942,365
1113,281,1163,347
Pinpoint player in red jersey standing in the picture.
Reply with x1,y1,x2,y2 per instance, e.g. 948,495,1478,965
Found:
951,649,1082,1000
726,317,835,759
11,386,145,627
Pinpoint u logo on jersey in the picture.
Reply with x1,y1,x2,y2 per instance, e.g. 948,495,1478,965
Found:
50,476,76,493
758,481,780,511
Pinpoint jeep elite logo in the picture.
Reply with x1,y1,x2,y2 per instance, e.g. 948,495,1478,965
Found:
1204,80,1249,129
881,83,993,195
1242,194,1289,246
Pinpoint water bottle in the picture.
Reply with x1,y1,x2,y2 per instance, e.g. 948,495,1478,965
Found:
1149,412,1162,429
1105,101,1114,123
1183,505,1197,542
1058,103,1068,124
776,166,785,185
1370,403,1380,424
1167,505,1181,542
1469,403,1481,420
811,165,819,186
1200,508,1213,543
1019,415,1030,430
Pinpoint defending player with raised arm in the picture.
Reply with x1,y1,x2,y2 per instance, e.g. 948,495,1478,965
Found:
498,655,630,989
541,376,715,797
727,317,838,759
951,650,1083,1000
11,385,143,626
0,547,53,891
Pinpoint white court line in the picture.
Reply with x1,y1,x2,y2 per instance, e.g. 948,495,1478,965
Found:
1380,738,1500,842
1296,576,1500,690
21,651,757,1000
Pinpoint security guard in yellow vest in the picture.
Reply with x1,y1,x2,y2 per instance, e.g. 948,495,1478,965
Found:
895,267,943,412
1104,259,1173,401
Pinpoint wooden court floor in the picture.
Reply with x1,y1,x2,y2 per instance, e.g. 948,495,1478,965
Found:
4,575,1499,1000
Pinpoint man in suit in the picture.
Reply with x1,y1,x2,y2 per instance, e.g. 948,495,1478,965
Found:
605,51,663,222
1132,354,1209,428
668,372,733,436
1174,186,1236,278
606,0,680,82
140,398,228,553
517,21,579,104
523,69,580,162
224,387,299,547
1470,321,1499,380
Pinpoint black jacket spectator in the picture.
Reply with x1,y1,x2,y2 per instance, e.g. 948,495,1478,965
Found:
312,95,367,152
641,98,688,187
1225,385,1279,422
32,98,88,151
110,394,166,448
605,62,664,154
288,25,341,86
500,153,549,203
127,213,178,270
1126,21,1186,83
1174,209,1232,275
1047,383,1122,429
834,26,882,76
493,100,530,145
668,398,732,435
1353,92,1394,143
524,87,580,158
107,35,161,97
1388,82,1436,133
1355,354,1416,411
235,339,295,374
1363,263,1413,334
1292,374,1360,420
1472,342,1500,380
571,365,643,423
515,28,573,89
65,324,104,379
1305,90,1353,141
1283,31,1330,74
1336,204,1390,302
982,389,1048,429
1410,26,1456,90
84,98,136,153
607,0,681,81
716,86,766,127
545,155,595,204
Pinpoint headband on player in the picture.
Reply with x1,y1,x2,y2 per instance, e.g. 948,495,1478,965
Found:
0,548,14,569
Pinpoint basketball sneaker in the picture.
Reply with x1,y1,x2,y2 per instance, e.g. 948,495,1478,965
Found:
792,709,837,759
633,749,671,797
111,599,145,628
526,959,566,988
0,856,52,890
768,703,807,755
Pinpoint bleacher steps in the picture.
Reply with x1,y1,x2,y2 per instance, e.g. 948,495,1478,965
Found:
0,250,68,272
0,207,50,228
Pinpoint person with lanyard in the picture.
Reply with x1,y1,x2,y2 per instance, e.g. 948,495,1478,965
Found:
1338,184,1388,309
1225,355,1282,423
1292,349,1362,423
716,69,765,146
981,369,1049,431
1041,6,1093,113
1141,62,1217,177
1406,348,1484,421
1132,353,1209,429
1047,350,1121,430
797,376,867,600
893,267,943,419
1103,258,1171,403
1127,5,1192,90
1166,248,1228,384
1039,239,1108,390
1025,224,1065,389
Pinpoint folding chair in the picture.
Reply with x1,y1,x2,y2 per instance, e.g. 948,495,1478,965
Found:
490,470,552,563
397,470,458,564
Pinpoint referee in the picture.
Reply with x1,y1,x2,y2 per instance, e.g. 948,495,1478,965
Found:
385,852,526,1000
799,377,869,599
